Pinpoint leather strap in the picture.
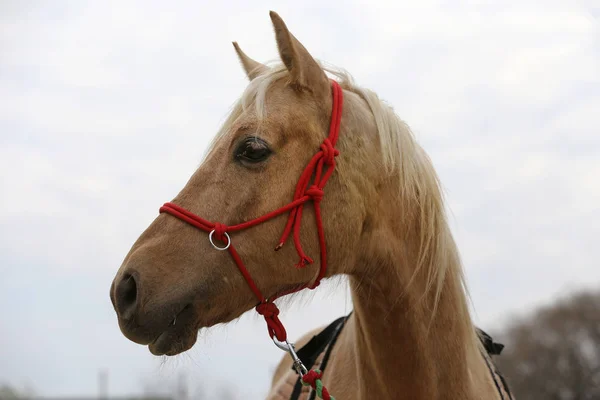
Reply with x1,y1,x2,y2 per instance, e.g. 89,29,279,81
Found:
290,313,351,400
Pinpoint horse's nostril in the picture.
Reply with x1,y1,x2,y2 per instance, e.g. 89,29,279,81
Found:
115,272,138,320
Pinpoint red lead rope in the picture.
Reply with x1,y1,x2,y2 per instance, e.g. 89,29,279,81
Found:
159,80,343,343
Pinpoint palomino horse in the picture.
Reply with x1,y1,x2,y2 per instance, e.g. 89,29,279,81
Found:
110,11,514,400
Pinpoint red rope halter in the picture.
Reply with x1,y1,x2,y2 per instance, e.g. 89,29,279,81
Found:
159,80,343,343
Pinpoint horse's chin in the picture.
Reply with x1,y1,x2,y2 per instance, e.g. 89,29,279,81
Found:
147,304,199,356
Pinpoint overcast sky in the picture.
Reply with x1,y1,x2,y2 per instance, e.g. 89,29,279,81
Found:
1,1,598,398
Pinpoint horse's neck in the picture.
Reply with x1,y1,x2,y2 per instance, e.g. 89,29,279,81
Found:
331,227,490,399
320,91,495,398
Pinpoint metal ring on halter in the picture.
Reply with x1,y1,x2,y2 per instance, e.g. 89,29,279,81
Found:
273,337,308,376
208,230,231,251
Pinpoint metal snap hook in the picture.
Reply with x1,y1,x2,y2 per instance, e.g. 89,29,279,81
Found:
273,336,291,352
273,337,308,376
208,230,231,251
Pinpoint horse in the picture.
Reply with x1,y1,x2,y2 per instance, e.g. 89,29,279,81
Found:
109,11,514,400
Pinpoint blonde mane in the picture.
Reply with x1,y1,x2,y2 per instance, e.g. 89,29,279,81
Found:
206,61,480,344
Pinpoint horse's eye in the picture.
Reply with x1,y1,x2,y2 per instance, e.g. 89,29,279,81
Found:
235,137,272,164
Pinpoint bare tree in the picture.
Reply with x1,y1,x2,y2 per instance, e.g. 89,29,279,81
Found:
0,382,36,400
0,384,22,400
494,288,600,400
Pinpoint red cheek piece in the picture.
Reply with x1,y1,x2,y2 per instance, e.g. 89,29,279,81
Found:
159,79,344,343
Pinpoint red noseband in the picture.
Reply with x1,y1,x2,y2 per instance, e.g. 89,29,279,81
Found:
159,80,344,342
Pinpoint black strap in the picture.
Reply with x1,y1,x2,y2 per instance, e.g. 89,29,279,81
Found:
481,348,506,400
290,318,512,400
290,313,351,400
476,328,505,356
477,327,515,400
296,315,349,369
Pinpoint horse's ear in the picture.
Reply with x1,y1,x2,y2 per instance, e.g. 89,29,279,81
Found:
232,42,268,81
269,11,329,98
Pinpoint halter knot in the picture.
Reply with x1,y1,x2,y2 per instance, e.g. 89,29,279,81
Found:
256,301,287,341
256,301,279,318
302,369,334,400
320,138,339,166
213,222,228,242
305,185,324,202
302,369,322,385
